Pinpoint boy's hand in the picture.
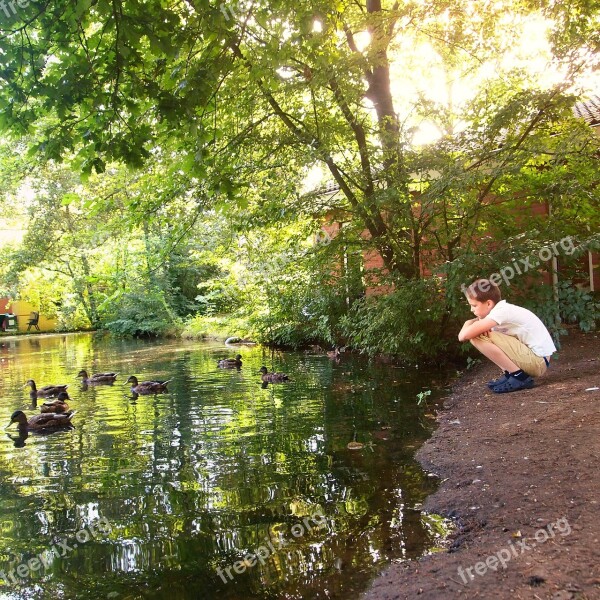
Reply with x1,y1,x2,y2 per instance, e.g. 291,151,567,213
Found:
458,317,497,342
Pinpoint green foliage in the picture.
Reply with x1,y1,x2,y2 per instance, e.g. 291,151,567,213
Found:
416,390,432,406
181,314,252,341
104,289,183,337
441,230,600,346
54,295,92,332
248,281,346,349
339,278,452,363
522,281,600,346
466,357,482,371
558,285,600,332
2,0,598,284
0,0,598,358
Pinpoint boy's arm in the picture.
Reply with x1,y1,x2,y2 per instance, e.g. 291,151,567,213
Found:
458,317,498,342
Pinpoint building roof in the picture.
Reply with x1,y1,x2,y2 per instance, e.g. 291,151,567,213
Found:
572,94,600,127
311,180,342,197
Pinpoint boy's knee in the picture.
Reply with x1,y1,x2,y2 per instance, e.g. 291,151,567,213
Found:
470,335,488,347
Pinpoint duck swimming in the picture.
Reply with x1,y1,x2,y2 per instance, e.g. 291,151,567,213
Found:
77,369,118,384
6,409,76,432
126,376,171,395
25,379,69,398
40,391,71,414
217,354,243,368
259,366,290,383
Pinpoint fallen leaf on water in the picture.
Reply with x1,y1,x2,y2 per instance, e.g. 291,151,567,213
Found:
347,442,364,450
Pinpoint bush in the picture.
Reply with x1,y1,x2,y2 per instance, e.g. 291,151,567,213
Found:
104,289,182,337
522,280,600,346
339,278,454,363
181,313,253,340
441,239,600,350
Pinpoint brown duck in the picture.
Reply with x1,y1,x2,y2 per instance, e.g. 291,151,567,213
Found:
126,376,171,395
259,366,290,383
40,392,71,414
6,409,76,432
77,369,118,384
25,379,69,398
217,354,243,368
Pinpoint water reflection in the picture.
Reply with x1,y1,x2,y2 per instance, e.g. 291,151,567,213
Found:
5,431,28,448
0,333,449,599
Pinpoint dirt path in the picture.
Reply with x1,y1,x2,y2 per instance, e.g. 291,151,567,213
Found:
363,327,600,600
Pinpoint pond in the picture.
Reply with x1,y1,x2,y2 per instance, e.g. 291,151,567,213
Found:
0,333,451,599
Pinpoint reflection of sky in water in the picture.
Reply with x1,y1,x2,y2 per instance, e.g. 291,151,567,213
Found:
0,333,450,599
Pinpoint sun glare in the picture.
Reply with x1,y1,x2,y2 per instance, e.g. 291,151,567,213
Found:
353,31,371,53
301,165,327,194
388,11,596,147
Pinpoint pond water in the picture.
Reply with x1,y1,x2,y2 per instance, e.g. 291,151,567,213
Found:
0,333,451,600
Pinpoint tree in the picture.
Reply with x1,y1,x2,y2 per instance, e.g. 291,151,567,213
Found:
3,162,128,327
2,0,599,282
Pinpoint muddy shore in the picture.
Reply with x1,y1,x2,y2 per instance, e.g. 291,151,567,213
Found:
363,327,600,600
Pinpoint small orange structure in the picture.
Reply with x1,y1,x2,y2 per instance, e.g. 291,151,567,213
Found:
0,299,57,333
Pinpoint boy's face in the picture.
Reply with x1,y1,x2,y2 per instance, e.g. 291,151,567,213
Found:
467,296,495,319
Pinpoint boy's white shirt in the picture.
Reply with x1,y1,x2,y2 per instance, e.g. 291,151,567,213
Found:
487,300,557,357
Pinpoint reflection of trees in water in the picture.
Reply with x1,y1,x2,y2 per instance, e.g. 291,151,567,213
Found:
0,333,450,598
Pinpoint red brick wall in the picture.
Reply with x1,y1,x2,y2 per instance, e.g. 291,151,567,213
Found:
324,199,599,295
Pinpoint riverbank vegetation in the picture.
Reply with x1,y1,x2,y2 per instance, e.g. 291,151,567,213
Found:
0,0,598,363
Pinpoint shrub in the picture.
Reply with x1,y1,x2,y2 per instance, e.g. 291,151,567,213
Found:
522,280,600,346
339,278,454,363
104,289,182,337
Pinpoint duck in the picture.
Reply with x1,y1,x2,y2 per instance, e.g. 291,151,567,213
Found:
327,347,341,359
40,391,71,414
125,375,171,395
217,354,243,368
5,409,76,432
77,369,118,384
25,379,69,398
259,366,290,383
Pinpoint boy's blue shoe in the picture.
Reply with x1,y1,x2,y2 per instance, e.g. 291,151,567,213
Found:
487,372,509,389
491,375,535,393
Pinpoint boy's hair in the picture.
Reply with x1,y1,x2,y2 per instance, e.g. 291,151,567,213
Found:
465,279,502,303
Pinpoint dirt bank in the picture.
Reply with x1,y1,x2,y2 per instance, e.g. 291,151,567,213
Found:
363,327,600,600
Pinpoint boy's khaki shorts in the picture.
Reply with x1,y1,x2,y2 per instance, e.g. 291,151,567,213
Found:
475,331,548,377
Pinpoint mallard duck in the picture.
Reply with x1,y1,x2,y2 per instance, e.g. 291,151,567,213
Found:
40,391,70,414
5,409,76,432
126,375,171,395
77,369,118,384
327,347,341,359
259,366,289,383
25,379,69,398
217,354,243,368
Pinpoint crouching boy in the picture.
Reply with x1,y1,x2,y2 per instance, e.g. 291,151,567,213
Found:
458,279,556,393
